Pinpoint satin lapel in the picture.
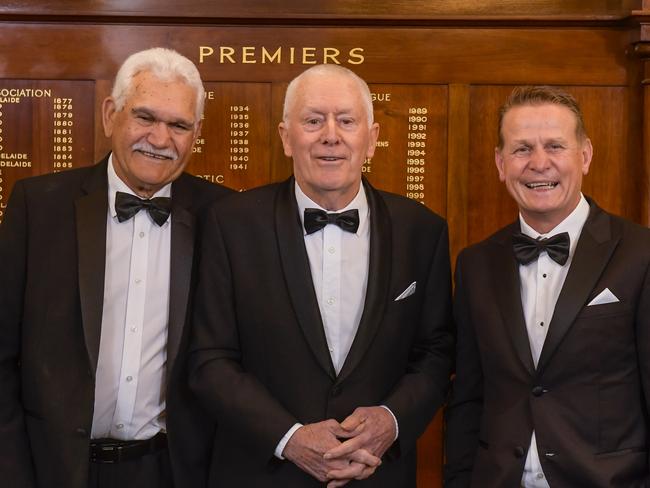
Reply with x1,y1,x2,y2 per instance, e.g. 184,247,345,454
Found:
276,178,336,379
489,223,535,375
537,205,618,373
337,181,391,384
76,159,109,376
166,175,195,380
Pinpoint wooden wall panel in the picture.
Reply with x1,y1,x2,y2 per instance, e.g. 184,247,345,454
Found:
0,3,648,486
0,0,641,20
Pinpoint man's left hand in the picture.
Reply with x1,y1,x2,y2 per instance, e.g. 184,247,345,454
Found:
324,406,396,466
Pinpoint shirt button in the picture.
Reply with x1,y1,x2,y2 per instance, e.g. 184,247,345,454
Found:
540,321,544,327
139,231,145,238
126,375,133,382
327,298,335,305
116,423,124,430
328,246,335,254
130,326,137,333
536,473,545,480
542,273,547,278
135,278,142,284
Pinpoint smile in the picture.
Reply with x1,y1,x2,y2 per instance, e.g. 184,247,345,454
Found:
525,181,558,189
137,149,174,161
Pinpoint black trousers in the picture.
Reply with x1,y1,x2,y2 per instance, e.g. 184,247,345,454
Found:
88,447,173,488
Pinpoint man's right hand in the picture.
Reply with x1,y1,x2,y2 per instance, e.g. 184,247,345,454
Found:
282,419,381,483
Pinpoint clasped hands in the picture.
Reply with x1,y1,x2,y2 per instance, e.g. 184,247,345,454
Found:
282,406,396,487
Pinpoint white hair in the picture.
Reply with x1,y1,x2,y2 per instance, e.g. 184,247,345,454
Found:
111,47,205,123
282,64,374,126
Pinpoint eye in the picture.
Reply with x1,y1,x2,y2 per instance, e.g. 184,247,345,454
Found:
338,117,355,127
546,142,565,152
513,146,531,155
303,117,324,131
135,113,154,124
169,122,192,133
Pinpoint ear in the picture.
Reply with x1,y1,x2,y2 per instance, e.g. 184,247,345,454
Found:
278,121,292,157
193,119,203,139
365,122,380,159
581,137,593,175
102,97,117,138
495,147,506,182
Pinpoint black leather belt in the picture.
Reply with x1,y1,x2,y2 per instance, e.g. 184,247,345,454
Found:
89,432,167,464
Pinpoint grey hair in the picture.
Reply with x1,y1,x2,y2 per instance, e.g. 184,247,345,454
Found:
282,64,374,126
111,47,205,123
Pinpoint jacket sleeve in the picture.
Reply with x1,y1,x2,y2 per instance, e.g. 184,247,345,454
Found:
0,181,37,487
188,204,298,466
382,220,455,455
443,251,483,488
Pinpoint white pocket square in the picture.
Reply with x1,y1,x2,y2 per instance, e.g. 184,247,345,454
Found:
587,288,619,306
395,281,416,301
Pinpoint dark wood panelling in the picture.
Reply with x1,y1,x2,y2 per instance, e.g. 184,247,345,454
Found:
0,0,642,20
0,3,648,486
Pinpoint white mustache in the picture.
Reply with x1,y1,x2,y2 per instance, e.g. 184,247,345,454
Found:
132,141,178,160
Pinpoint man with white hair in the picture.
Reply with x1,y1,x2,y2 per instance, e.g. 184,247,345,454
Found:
189,63,453,486
0,47,231,488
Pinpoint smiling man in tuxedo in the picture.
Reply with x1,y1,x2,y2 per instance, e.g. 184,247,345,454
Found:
189,64,454,486
444,86,650,487
0,47,231,488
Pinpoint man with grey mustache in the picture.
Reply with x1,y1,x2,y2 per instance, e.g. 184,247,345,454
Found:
0,47,231,488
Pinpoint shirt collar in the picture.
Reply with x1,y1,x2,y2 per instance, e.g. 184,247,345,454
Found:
519,193,590,258
295,180,369,237
107,153,172,219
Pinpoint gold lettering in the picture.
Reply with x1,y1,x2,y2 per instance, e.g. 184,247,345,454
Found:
196,45,365,65
206,91,214,100
371,93,391,102
302,47,317,65
262,47,281,64
323,48,341,64
199,46,214,63
242,47,257,64
348,48,364,65
220,47,236,64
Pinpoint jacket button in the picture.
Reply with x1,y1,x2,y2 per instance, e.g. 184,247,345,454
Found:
531,386,544,397
331,386,342,397
514,446,525,458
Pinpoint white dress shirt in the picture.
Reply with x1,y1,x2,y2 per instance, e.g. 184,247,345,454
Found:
519,194,590,487
274,181,397,458
91,154,171,440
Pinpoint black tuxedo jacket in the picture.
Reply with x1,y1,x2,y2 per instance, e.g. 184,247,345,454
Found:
445,200,650,488
0,156,232,488
189,177,454,487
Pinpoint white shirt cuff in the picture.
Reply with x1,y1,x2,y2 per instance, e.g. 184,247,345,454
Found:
274,423,303,459
380,405,399,441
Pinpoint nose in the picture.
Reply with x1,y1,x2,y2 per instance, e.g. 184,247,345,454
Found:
528,146,550,172
147,121,172,147
320,116,340,145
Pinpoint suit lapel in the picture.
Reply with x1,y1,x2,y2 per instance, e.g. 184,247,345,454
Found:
537,203,619,372
166,175,196,379
337,180,391,384
76,158,109,376
276,178,336,379
489,223,536,375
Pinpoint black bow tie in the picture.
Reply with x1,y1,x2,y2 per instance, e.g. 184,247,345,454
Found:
512,231,570,266
115,191,172,226
303,208,360,235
